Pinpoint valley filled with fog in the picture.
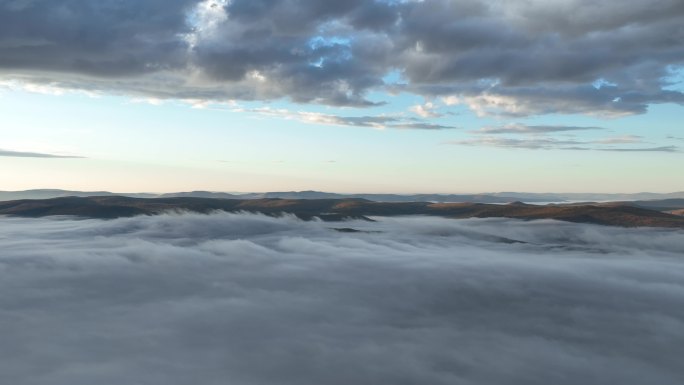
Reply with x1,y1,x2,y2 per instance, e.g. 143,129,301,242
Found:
1,213,683,385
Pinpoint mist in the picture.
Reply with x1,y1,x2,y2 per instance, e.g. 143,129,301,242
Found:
1,213,683,384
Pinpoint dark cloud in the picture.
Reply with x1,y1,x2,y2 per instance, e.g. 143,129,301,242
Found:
1,213,683,384
0,148,84,158
0,0,682,114
0,0,195,76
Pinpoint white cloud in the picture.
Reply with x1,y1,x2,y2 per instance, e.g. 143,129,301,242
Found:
410,101,441,118
461,93,531,117
0,79,99,97
130,97,165,106
441,95,460,106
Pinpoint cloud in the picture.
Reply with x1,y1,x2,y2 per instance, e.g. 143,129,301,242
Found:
449,136,680,152
427,85,684,117
441,95,460,106
0,0,682,115
593,135,644,144
474,123,606,135
602,145,679,152
0,148,84,158
450,136,586,150
410,102,442,118
1,213,683,384
453,124,677,151
239,107,456,130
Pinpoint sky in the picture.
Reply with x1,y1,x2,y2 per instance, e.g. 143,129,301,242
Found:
0,0,683,193
2,213,684,384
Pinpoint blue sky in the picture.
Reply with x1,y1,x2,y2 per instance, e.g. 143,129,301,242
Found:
0,0,682,193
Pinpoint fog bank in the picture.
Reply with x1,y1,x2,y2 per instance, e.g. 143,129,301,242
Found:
1,213,683,384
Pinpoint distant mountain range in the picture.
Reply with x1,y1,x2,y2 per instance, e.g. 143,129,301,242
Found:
158,190,552,203
2,189,684,203
488,191,684,202
0,189,156,201
1,196,683,228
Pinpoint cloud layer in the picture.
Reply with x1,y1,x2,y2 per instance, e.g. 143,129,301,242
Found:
0,148,84,158
235,106,456,129
1,213,684,384
1,0,683,115
450,131,680,152
474,124,606,135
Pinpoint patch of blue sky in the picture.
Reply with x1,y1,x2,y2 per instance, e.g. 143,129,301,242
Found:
592,78,617,89
308,36,352,50
662,65,684,92
382,69,406,85
307,36,354,67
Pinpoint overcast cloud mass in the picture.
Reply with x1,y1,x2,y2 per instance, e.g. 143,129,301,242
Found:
1,0,683,115
1,213,683,384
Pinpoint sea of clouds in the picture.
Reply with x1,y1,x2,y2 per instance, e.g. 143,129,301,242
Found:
1,213,683,385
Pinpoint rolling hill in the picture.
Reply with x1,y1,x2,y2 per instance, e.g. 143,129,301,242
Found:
1,196,683,228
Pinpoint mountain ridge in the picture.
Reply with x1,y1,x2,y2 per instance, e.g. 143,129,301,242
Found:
3,189,684,203
1,196,683,228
